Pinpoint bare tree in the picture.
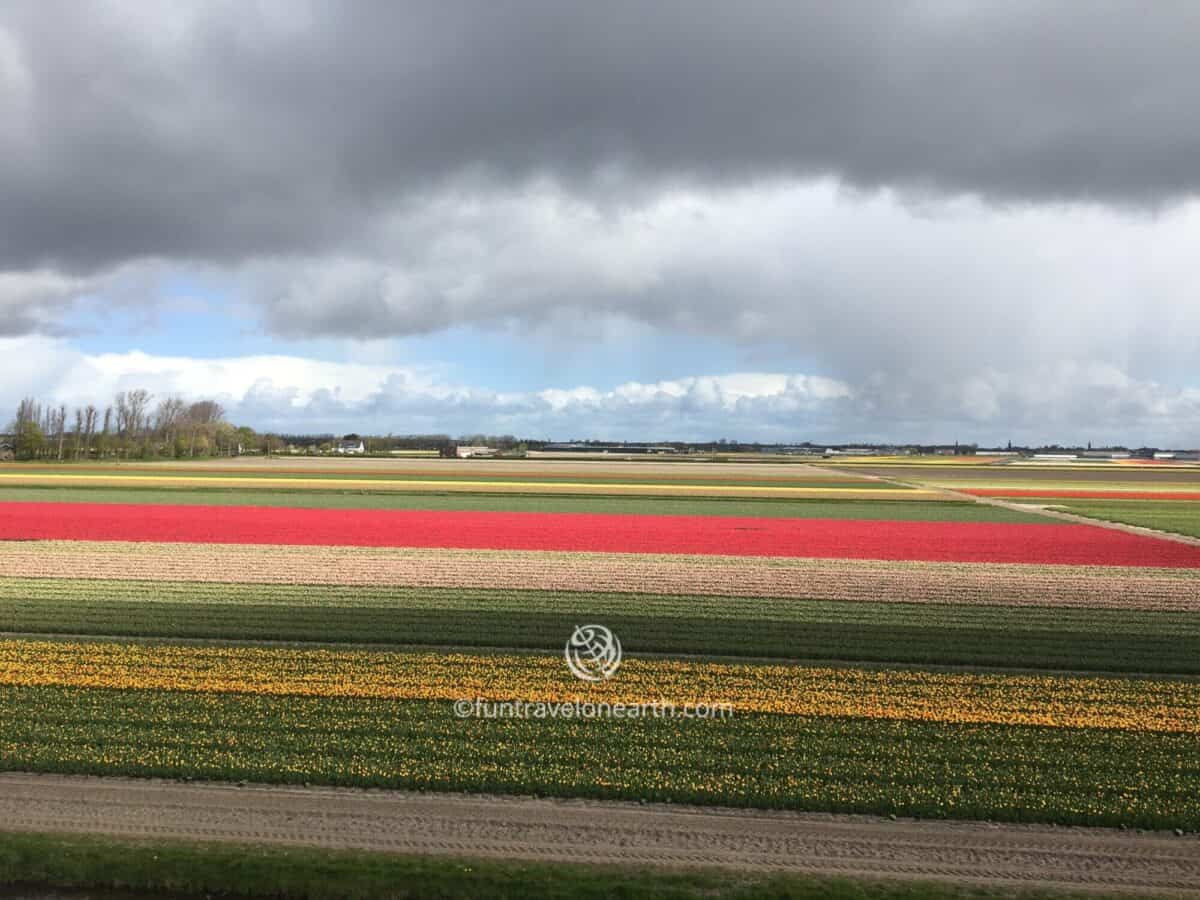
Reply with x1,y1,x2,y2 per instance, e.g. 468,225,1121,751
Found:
100,406,112,458
10,392,243,462
82,405,98,458
127,389,152,444
153,395,187,455
14,397,39,431
54,404,67,461
186,400,225,457
113,392,129,440
114,389,152,456
12,398,44,459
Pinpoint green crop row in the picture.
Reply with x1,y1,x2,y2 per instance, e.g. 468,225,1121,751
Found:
0,684,1195,830
2,579,1197,673
1037,499,1200,538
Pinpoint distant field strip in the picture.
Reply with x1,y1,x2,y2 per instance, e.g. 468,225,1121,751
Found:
4,502,1198,564
0,472,928,499
821,458,1011,467
2,458,857,474
960,487,1200,499
0,466,873,485
2,639,1196,733
3,578,1198,672
0,488,1029,520
837,464,1200,484
5,542,1200,608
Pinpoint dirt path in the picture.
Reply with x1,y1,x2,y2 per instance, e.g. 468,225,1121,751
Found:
0,774,1197,895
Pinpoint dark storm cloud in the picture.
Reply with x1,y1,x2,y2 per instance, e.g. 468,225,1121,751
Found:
3,0,1200,273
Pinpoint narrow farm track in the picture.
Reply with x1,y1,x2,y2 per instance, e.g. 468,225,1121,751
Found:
0,775,1196,895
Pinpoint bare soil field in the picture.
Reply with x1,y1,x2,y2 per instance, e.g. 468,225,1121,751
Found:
0,775,1195,895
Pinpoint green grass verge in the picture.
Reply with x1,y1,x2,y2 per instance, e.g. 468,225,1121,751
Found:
1032,499,1200,539
1,685,1196,830
1,579,1197,673
0,486,1043,521
0,831,1125,900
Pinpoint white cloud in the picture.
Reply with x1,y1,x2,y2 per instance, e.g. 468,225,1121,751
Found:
46,349,451,410
245,179,1200,388
2,341,1197,447
0,269,93,335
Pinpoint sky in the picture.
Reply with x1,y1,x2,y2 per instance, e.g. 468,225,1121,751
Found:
2,1,1199,445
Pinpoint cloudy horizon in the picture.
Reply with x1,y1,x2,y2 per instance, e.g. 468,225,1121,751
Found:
3,1,1200,446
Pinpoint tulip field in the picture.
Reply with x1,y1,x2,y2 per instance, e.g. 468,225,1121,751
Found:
0,457,1198,830
834,457,1200,538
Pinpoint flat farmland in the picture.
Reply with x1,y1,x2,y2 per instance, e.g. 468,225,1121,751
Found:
0,457,938,501
0,487,1025,519
832,459,1200,484
834,458,1200,540
1,456,1199,893
1024,499,1200,538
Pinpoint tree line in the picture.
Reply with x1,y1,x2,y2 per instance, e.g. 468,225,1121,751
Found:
6,392,239,460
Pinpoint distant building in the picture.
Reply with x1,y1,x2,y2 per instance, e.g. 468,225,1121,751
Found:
456,445,495,458
535,443,678,455
335,439,366,455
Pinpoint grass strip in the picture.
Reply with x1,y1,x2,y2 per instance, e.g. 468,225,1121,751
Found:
0,831,1128,900
1031,499,1200,539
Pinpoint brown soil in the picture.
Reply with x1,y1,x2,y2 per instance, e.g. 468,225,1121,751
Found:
0,774,1196,895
